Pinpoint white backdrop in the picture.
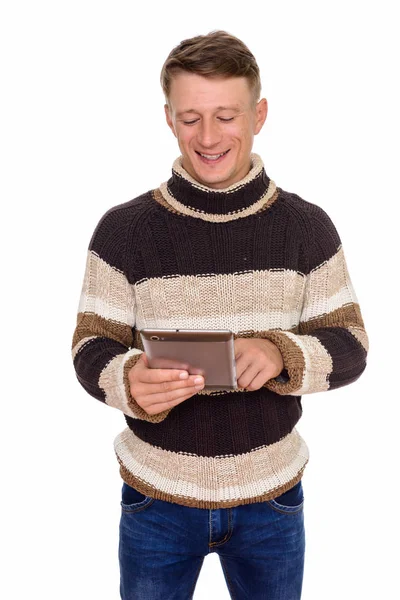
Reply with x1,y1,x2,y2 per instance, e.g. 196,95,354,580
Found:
1,1,398,598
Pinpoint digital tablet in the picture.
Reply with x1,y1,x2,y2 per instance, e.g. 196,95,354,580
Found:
139,328,237,391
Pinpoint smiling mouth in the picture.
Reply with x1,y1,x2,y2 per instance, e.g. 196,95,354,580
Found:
195,149,230,162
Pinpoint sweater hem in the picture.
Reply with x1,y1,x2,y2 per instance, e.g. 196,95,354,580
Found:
114,426,309,509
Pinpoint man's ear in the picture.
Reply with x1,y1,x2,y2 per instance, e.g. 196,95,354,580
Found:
254,98,268,135
164,104,177,137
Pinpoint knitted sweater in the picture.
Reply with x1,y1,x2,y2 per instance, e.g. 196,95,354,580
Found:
72,153,368,509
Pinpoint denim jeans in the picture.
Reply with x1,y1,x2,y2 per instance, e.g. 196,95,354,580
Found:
119,479,305,600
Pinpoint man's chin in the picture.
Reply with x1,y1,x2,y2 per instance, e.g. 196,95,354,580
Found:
181,156,236,189
191,164,234,189
194,172,233,189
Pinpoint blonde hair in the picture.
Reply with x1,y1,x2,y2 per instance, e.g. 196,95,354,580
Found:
160,30,261,105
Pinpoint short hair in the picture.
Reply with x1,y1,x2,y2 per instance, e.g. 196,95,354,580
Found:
160,30,261,105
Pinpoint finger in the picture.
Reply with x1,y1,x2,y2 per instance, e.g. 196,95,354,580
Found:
235,354,251,380
233,339,245,357
245,370,270,391
140,353,149,367
146,392,196,415
139,366,191,384
141,375,205,397
146,357,191,370
237,365,262,390
187,366,206,376
143,382,205,413
137,353,190,372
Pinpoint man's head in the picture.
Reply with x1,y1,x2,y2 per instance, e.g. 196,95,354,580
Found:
161,31,268,189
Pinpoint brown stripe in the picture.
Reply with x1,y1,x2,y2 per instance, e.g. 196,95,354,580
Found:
152,187,180,215
299,303,364,335
72,312,133,349
118,461,306,509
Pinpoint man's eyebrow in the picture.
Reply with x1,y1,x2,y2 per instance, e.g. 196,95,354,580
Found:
176,105,242,118
176,109,198,118
215,105,242,112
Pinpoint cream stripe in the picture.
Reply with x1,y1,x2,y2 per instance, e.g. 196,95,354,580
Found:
302,287,357,322
99,348,143,417
134,269,305,331
72,335,97,360
172,152,264,193
281,331,332,394
114,427,309,503
301,247,358,322
78,251,136,326
159,179,277,222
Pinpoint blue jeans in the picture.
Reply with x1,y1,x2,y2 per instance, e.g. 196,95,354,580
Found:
119,479,305,599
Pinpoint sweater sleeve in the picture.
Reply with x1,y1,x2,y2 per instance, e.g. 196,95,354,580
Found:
71,208,172,423
262,203,368,396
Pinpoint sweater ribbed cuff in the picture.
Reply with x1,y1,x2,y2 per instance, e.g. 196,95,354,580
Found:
259,331,306,395
123,352,173,423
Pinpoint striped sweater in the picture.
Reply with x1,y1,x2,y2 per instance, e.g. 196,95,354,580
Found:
72,153,368,509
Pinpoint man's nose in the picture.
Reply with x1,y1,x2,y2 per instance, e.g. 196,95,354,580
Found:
197,119,222,147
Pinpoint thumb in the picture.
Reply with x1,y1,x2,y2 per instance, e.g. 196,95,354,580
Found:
138,352,149,368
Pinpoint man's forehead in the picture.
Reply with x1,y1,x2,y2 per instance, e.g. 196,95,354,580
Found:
168,73,253,111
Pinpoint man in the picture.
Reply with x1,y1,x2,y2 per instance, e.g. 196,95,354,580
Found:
72,30,368,600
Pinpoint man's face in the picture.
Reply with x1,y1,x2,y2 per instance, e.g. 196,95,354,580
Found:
165,73,268,189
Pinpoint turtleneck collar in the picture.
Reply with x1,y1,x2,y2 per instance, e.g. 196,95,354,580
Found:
153,153,279,223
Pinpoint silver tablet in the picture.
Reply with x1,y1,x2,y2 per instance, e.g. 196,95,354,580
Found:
139,328,237,391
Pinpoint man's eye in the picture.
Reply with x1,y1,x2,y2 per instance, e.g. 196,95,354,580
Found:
218,117,234,122
183,119,199,125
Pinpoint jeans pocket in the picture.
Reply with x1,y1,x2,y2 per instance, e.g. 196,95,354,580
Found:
120,482,155,513
267,480,304,514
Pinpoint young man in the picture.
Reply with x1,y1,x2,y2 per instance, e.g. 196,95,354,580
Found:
72,31,368,600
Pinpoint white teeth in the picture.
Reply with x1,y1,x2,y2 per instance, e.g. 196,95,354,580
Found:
199,151,227,160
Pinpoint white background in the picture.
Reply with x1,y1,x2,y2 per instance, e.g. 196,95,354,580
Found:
1,1,398,598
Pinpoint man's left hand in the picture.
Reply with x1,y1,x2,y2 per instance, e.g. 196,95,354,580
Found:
234,338,284,391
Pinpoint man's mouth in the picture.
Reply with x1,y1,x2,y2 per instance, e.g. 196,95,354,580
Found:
195,149,230,163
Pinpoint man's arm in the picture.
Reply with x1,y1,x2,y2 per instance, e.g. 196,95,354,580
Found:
71,232,160,421
71,208,203,422
261,203,368,395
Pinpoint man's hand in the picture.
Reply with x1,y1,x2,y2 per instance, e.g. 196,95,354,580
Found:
128,353,205,416
234,338,284,391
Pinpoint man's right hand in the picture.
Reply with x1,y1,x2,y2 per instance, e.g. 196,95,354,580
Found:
128,353,205,416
